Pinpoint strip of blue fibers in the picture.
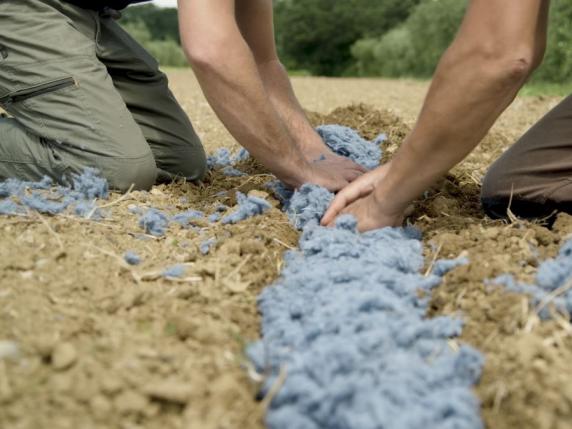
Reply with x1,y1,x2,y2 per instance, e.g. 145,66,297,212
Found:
0,168,108,218
493,239,572,319
248,125,484,429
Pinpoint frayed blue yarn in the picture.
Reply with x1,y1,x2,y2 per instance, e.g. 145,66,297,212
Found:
432,256,470,277
208,213,222,223
139,208,170,236
316,125,383,170
207,147,250,169
222,166,247,177
493,239,572,319
171,209,205,227
0,168,108,218
162,264,187,278
124,251,142,266
221,192,272,225
200,238,217,255
248,126,484,429
266,181,294,205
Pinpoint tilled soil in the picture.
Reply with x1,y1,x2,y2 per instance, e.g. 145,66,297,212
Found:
1,72,570,429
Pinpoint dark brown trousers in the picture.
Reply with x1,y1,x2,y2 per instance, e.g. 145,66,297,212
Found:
482,95,572,220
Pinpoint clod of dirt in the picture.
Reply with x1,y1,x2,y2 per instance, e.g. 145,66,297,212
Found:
143,381,193,405
114,390,148,415
0,341,19,361
51,343,78,371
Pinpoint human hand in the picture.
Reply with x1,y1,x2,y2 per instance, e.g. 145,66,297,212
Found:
321,165,388,225
310,151,366,183
301,160,362,192
321,164,404,232
279,150,366,192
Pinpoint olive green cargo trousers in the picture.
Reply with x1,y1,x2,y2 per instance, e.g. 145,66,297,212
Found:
0,0,206,191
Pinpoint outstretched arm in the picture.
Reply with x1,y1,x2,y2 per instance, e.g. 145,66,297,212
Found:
178,0,359,190
235,0,366,178
322,0,550,230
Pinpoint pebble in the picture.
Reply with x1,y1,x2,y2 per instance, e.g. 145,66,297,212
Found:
0,341,19,361
143,380,193,404
51,342,77,370
90,394,112,420
114,390,148,415
100,375,124,395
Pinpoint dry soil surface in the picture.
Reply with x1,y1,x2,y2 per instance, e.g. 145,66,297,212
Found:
1,71,571,429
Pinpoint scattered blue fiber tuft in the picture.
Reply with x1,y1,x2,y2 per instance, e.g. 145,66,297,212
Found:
0,199,25,215
221,192,271,225
207,148,232,169
494,239,572,319
0,169,110,219
233,147,250,163
208,212,222,223
199,237,217,255
162,264,187,278
317,124,383,170
19,193,72,215
68,168,109,200
139,208,170,236
124,251,142,266
171,209,205,227
207,147,250,170
432,256,470,277
266,180,294,205
222,166,247,177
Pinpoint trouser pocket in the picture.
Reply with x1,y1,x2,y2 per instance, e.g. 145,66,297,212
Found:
0,77,77,107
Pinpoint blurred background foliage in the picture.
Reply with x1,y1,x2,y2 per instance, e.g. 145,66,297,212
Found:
122,0,572,84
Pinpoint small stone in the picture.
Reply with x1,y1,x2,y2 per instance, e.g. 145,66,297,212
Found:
32,336,56,359
0,341,19,361
169,316,196,341
114,390,148,415
100,375,124,395
51,343,77,370
90,394,112,420
248,190,270,200
143,380,193,404
240,239,265,255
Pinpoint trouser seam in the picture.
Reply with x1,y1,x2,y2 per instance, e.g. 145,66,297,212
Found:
545,178,572,202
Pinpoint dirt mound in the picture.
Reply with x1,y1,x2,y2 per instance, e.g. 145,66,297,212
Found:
1,86,570,429
313,103,572,429
0,167,294,429
307,103,411,163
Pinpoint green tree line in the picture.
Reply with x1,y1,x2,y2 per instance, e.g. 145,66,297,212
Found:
121,1,572,84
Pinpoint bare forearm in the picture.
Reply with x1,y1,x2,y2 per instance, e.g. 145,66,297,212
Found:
178,2,308,186
192,48,306,182
376,51,528,209
257,60,324,153
373,0,548,212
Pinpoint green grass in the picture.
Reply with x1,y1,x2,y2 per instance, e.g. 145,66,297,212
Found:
521,81,572,97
